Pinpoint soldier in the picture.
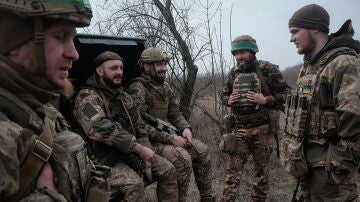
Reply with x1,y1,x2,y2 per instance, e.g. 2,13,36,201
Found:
127,47,214,202
219,35,289,202
0,0,111,201
73,51,178,202
284,4,360,201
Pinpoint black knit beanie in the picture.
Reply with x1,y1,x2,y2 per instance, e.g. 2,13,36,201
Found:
289,4,330,34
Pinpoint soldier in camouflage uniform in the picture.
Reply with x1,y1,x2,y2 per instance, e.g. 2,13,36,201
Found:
219,35,289,202
73,51,178,202
127,47,214,202
0,1,109,201
285,4,360,201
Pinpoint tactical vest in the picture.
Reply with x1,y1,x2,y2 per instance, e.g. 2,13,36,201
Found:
284,47,358,141
232,72,261,108
230,62,270,128
131,77,170,121
0,87,89,201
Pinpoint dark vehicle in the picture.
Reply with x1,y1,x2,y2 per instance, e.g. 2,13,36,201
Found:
70,33,146,87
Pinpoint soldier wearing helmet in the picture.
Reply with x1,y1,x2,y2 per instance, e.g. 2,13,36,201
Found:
127,47,215,202
73,51,179,202
0,1,111,202
220,35,289,202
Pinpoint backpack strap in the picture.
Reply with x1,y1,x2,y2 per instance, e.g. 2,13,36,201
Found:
0,88,53,201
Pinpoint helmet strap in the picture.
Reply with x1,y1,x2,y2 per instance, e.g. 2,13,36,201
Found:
33,17,46,77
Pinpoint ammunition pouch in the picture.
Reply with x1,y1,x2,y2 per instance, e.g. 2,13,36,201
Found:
223,113,235,133
219,133,236,154
85,163,111,202
281,136,308,178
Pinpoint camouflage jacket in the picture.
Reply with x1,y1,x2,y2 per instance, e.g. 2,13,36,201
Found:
127,73,191,135
0,57,87,201
294,20,360,171
73,75,172,162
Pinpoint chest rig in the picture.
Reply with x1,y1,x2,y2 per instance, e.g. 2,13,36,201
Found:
284,48,357,141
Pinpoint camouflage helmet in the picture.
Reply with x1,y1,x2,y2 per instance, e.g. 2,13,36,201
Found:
0,0,92,27
231,35,259,54
139,47,170,65
93,51,123,68
0,0,92,75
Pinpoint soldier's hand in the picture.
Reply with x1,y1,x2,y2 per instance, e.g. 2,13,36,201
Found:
246,91,267,105
228,90,241,106
172,136,187,147
182,128,193,144
134,143,155,162
36,162,58,192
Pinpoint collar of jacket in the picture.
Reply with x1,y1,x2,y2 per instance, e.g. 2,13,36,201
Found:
304,19,360,65
0,55,59,116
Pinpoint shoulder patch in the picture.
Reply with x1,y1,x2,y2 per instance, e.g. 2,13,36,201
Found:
82,102,99,120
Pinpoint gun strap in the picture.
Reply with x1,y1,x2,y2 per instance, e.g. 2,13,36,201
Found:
120,98,136,135
9,117,53,201
255,62,270,95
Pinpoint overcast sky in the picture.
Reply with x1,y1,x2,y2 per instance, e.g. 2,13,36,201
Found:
87,0,360,70
220,0,360,69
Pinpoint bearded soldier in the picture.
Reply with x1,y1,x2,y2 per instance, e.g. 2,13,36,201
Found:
73,51,178,202
0,0,111,201
127,47,214,202
219,35,289,202
284,4,360,201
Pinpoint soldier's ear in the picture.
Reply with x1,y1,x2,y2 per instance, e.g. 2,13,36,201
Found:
96,66,104,76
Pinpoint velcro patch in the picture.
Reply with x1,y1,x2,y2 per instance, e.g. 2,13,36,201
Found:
82,102,98,120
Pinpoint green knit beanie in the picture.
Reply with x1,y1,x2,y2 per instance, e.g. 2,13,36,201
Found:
289,4,330,34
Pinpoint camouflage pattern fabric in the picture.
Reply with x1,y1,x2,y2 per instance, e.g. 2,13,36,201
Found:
221,124,272,202
219,59,288,202
73,75,178,202
0,58,90,201
283,22,360,201
300,167,358,202
127,74,214,201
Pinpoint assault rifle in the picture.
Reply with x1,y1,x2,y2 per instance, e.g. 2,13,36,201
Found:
139,111,179,135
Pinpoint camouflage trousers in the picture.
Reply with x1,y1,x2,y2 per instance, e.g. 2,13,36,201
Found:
154,138,213,202
221,124,272,202
18,188,67,202
110,154,178,202
300,166,358,202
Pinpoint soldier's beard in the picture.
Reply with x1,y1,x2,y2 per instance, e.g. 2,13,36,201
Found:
237,55,256,71
60,78,74,98
103,75,122,89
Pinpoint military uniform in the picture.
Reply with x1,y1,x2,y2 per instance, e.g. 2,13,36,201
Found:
73,74,178,202
284,10,360,201
127,73,213,202
0,1,108,201
0,50,96,202
220,60,288,202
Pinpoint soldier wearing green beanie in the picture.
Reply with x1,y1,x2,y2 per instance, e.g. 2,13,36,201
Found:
220,35,289,202
283,3,360,201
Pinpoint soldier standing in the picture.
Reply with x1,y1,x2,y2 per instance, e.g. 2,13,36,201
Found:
0,0,110,201
73,51,178,202
219,35,289,202
284,4,360,201
127,47,214,202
